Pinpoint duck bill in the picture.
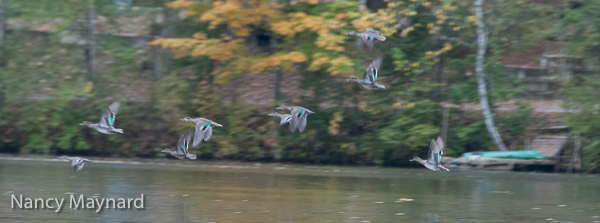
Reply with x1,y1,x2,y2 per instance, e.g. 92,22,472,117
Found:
179,119,185,121
409,159,414,162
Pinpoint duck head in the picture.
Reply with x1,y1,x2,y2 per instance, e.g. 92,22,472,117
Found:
79,121,92,126
410,157,424,162
180,117,193,122
345,30,357,36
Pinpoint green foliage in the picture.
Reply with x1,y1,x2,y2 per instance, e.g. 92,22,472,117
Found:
564,76,600,170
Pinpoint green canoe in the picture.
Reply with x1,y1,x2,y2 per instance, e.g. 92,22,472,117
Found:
461,150,547,159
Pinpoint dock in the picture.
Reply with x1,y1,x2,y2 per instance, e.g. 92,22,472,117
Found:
447,135,569,171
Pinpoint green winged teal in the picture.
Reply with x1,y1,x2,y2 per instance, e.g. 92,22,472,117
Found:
180,117,223,147
347,56,385,89
161,128,197,160
268,112,292,125
345,28,386,52
276,105,315,133
79,101,124,134
59,155,92,172
410,136,449,171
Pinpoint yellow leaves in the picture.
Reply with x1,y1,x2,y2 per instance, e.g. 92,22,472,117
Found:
328,111,343,135
212,1,224,7
335,13,347,21
401,26,414,37
165,0,194,8
423,2,431,8
316,35,345,52
441,43,453,52
84,81,94,93
327,56,354,75
351,20,372,32
467,15,477,23
250,52,308,74
296,0,319,4
200,13,217,21
192,32,207,40
311,57,329,66
199,0,280,36
272,12,336,37
407,11,417,16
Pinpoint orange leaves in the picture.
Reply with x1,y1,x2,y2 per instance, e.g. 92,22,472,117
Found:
165,0,194,8
199,0,280,37
250,52,308,73
328,56,354,75
309,56,330,71
272,13,346,52
351,10,401,36
295,0,319,4
308,54,354,76
335,13,347,21
149,32,242,61
316,35,345,52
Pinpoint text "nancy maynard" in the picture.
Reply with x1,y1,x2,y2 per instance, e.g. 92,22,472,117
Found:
11,194,144,213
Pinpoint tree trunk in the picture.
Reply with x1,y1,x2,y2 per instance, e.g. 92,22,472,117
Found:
271,69,283,160
0,0,5,44
87,0,96,77
568,140,581,173
474,0,507,151
154,7,178,81
430,31,442,101
359,0,367,12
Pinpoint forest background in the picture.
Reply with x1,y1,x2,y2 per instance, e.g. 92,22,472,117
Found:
1,0,600,172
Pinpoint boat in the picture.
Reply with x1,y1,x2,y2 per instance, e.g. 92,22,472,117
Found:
461,150,547,159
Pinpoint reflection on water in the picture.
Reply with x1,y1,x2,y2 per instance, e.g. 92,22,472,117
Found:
0,159,599,222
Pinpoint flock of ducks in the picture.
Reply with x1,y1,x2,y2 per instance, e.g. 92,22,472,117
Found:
58,28,448,172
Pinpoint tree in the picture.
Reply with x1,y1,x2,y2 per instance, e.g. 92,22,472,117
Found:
474,0,507,151
0,0,5,44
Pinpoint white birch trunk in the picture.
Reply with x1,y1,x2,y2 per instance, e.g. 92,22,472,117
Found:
475,0,507,151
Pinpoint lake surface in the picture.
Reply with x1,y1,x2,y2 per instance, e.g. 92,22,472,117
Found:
0,158,599,223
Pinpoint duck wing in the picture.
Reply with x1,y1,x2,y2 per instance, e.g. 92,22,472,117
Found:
98,101,120,128
289,110,300,133
365,28,386,41
74,163,84,172
192,119,210,147
363,36,374,52
363,57,382,84
177,129,193,154
427,137,444,164
298,113,308,132
203,126,213,141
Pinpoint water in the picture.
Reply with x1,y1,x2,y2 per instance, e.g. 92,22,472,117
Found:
0,159,599,223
